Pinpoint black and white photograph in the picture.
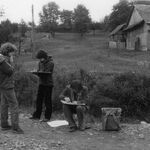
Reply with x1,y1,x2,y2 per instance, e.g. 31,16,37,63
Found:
1,0,150,149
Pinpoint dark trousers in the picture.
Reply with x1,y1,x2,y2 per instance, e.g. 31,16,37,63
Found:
33,85,53,120
63,104,86,128
1,88,19,128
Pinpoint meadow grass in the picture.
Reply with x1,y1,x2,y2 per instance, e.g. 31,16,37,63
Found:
14,31,150,117
17,31,150,74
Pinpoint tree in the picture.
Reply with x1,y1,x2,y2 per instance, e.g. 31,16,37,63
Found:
73,4,91,37
0,7,4,17
60,10,73,30
19,19,28,37
0,19,12,45
39,2,59,37
108,0,133,31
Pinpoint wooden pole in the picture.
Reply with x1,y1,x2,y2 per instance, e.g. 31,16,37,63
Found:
31,4,35,58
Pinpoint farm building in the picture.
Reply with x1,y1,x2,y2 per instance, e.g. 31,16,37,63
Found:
109,24,126,49
124,2,150,51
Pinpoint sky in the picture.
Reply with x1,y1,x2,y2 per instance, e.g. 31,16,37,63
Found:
0,0,119,24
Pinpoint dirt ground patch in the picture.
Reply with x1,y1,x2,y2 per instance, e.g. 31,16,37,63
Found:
1,113,150,150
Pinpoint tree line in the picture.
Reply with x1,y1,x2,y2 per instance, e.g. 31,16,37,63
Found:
0,0,133,44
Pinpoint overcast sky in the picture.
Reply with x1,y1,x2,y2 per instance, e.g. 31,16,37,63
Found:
0,0,119,24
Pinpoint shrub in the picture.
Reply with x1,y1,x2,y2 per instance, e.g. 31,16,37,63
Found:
14,71,38,107
13,61,39,107
13,62,150,119
91,72,150,117
88,75,118,117
113,72,150,117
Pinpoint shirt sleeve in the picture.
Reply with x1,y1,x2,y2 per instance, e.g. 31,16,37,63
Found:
46,61,54,72
0,60,14,76
59,87,69,100
0,54,5,64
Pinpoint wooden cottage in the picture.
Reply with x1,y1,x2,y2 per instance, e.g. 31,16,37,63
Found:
124,3,150,51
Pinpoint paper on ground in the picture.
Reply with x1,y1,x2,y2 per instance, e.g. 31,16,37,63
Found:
47,120,69,127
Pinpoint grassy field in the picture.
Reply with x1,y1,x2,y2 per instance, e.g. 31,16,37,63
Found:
17,31,150,74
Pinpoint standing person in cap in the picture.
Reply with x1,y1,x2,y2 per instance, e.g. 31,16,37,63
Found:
59,80,90,132
0,42,24,134
30,50,54,122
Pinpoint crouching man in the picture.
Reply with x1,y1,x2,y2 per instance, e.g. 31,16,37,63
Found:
59,80,90,132
0,42,23,134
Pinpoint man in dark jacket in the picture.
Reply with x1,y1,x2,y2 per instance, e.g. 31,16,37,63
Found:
59,80,89,132
30,50,54,122
0,42,23,134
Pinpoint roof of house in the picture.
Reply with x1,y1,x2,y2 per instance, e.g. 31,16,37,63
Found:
124,4,150,31
124,20,144,31
136,4,150,23
109,24,126,36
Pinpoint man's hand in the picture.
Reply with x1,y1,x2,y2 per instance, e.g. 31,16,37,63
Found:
64,97,71,102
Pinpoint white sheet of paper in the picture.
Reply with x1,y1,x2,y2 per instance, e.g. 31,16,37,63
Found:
47,120,69,127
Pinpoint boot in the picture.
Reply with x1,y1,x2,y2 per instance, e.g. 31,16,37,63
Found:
12,125,24,134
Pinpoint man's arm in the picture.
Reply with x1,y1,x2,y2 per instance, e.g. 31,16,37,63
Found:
45,61,54,73
59,86,70,100
78,86,89,104
0,61,14,76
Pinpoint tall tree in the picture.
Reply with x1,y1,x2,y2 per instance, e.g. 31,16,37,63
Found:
39,2,59,37
19,19,28,37
60,10,73,30
108,0,133,31
73,4,91,37
0,7,4,17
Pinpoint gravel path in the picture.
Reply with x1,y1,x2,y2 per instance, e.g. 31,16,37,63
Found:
1,113,150,150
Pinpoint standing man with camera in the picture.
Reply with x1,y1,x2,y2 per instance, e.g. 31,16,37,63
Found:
0,42,24,134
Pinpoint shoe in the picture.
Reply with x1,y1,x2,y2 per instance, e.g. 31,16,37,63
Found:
40,118,50,122
85,125,91,129
78,125,91,131
1,125,12,131
29,116,40,120
69,126,77,132
78,126,85,131
12,127,24,134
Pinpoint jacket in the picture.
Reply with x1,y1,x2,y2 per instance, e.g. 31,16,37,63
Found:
59,85,88,103
0,54,14,89
38,56,54,86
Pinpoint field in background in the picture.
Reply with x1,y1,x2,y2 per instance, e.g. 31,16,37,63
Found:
17,31,150,74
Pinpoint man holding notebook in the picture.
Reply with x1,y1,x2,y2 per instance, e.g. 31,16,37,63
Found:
60,80,89,132
30,50,54,122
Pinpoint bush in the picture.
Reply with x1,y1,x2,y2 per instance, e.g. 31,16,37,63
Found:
13,62,150,119
91,72,150,117
14,71,39,107
88,75,117,117
113,72,150,117
13,61,39,107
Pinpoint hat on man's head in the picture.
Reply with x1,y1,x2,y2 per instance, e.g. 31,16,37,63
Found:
36,50,48,59
70,80,83,91
0,42,17,56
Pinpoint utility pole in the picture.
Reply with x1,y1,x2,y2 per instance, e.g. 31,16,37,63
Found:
31,4,35,58
18,24,22,55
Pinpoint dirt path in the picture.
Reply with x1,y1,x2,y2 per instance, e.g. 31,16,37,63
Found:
0,113,150,150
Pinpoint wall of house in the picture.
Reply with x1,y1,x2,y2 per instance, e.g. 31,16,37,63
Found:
146,25,150,50
126,24,147,51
